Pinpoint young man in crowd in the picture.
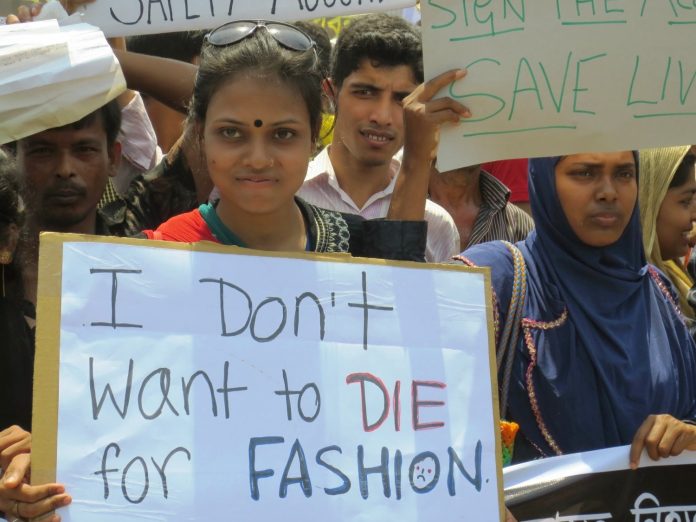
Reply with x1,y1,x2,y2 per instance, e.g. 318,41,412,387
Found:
297,14,460,263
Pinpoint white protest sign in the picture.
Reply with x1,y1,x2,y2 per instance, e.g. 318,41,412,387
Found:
33,234,503,522
421,1,696,171
70,0,417,37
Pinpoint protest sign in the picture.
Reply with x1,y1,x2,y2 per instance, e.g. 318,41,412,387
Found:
71,0,417,37
33,233,503,522
504,445,696,522
421,1,696,172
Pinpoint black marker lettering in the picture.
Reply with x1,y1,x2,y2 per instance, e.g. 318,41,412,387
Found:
147,0,168,24
357,445,390,499
347,271,394,350
447,441,482,495
90,269,143,329
216,361,249,419
137,368,180,420
279,439,312,498
316,446,351,495
294,292,325,339
151,447,192,498
90,357,133,420
249,436,284,500
110,0,144,25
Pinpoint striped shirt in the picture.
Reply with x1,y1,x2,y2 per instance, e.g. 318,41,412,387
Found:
457,170,534,250
297,147,460,263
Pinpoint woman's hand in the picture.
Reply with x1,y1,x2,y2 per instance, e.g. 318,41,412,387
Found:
629,414,696,469
0,453,71,521
6,0,95,23
0,426,31,472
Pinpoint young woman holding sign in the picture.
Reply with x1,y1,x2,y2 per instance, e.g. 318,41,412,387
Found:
462,152,696,465
0,19,471,521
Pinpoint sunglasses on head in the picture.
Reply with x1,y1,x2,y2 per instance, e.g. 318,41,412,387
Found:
205,20,315,52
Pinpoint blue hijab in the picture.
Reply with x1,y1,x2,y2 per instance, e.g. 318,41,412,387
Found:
465,155,696,459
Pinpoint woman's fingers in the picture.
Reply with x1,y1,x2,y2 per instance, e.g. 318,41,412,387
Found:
630,414,696,469
0,426,32,471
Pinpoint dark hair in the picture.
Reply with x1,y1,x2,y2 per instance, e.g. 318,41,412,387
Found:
0,153,23,228
0,153,25,301
127,31,206,63
292,21,331,78
64,100,122,148
330,14,423,89
670,153,696,188
190,25,324,143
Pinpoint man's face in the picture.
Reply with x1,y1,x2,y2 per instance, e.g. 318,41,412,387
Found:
16,114,118,232
332,58,418,168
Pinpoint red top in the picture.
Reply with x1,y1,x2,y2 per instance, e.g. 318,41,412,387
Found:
481,159,529,204
143,208,218,243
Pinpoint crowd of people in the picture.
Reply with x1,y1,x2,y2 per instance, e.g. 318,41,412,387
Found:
1,0,696,520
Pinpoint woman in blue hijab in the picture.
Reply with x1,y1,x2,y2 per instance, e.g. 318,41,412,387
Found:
463,151,696,464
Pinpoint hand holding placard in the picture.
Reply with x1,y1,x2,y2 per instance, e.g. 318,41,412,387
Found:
390,69,472,220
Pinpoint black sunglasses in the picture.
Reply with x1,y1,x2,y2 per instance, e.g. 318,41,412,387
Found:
205,20,315,52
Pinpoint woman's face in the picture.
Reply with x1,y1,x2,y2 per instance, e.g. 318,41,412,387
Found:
657,160,696,261
555,152,637,247
202,75,313,215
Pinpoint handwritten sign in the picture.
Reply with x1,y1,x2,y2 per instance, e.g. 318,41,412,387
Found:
71,0,417,37
504,445,696,522
422,1,696,171
32,233,503,522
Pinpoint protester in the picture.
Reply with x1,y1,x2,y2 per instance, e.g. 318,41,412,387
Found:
461,152,696,464
297,14,461,262
13,100,131,297
429,162,534,250
142,20,462,258
0,154,33,434
639,146,696,323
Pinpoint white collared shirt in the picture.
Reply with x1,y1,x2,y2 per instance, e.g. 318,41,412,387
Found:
298,147,460,263
115,92,163,195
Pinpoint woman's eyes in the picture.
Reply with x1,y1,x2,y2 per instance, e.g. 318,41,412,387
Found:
220,127,242,139
569,169,593,178
274,128,296,140
615,169,636,179
218,127,297,140
566,169,635,180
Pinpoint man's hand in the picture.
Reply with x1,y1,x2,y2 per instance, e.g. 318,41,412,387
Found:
402,68,471,165
387,69,471,221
